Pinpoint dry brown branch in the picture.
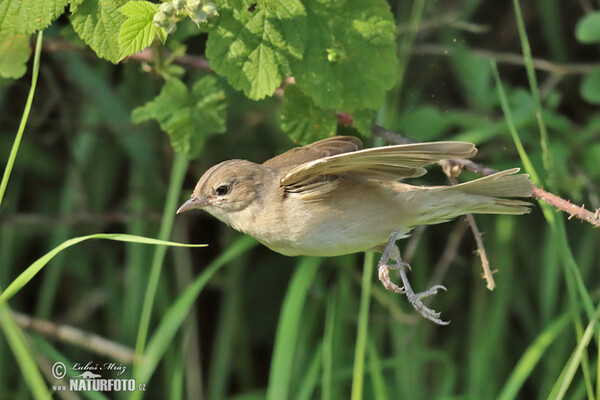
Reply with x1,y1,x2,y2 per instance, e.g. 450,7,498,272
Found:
12,311,135,364
447,177,495,290
533,187,600,227
413,44,600,75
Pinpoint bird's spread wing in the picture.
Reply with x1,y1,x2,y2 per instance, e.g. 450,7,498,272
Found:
262,136,363,170
280,141,478,191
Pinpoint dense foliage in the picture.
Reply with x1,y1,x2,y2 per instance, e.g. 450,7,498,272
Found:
1,0,599,399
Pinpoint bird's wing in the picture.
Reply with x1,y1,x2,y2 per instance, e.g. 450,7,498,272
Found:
262,136,363,170
280,141,478,190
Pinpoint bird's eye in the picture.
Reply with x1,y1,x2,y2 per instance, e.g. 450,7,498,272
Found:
215,184,231,196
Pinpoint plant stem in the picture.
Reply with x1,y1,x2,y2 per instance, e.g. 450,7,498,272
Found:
0,31,43,209
135,152,189,368
351,252,374,400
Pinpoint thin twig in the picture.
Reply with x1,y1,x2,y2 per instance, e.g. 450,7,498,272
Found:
12,311,135,364
533,187,600,227
413,44,600,75
448,177,495,290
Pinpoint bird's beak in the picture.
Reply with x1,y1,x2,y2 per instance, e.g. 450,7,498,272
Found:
176,197,208,214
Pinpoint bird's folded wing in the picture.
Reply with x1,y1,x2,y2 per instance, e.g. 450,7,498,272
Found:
263,136,363,170
280,141,478,188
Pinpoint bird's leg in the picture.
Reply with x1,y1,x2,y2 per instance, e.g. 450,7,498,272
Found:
377,231,405,294
377,231,450,326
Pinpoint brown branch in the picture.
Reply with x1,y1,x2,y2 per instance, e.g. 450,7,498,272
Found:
12,311,135,364
533,187,600,227
448,176,495,290
413,44,600,75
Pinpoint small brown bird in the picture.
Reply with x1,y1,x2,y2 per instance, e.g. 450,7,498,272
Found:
177,136,533,324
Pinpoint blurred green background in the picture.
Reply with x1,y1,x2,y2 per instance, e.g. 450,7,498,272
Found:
1,0,600,399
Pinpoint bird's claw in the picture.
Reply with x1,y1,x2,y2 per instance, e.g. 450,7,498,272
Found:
379,261,450,325
405,285,450,326
376,231,450,325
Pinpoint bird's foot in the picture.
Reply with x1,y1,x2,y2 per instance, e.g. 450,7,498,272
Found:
398,265,450,325
377,260,406,294
378,260,450,325
377,231,450,325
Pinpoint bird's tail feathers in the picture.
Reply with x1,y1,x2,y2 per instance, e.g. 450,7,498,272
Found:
409,168,533,226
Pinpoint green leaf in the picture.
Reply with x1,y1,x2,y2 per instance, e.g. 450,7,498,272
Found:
0,0,69,34
0,233,207,302
206,1,306,100
118,1,165,60
292,0,397,112
132,76,227,157
70,0,127,63
575,12,600,44
266,257,321,400
580,68,600,104
0,302,51,399
136,236,258,385
0,31,31,79
280,84,337,144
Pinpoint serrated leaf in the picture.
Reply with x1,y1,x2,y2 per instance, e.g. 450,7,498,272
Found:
292,0,397,112
0,31,31,79
118,0,155,17
118,1,163,59
580,68,600,104
280,84,337,144
132,76,227,157
70,0,127,63
575,12,600,44
0,0,69,35
206,1,306,100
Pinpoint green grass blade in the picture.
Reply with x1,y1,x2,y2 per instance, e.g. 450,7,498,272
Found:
367,338,389,400
492,57,597,395
0,31,43,208
266,257,321,400
351,252,375,400
512,0,554,186
490,60,541,186
547,306,600,400
322,287,337,400
296,343,323,400
31,335,108,400
134,152,189,365
207,256,245,400
497,314,570,400
492,61,596,321
0,300,51,399
0,233,206,302
134,236,257,386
